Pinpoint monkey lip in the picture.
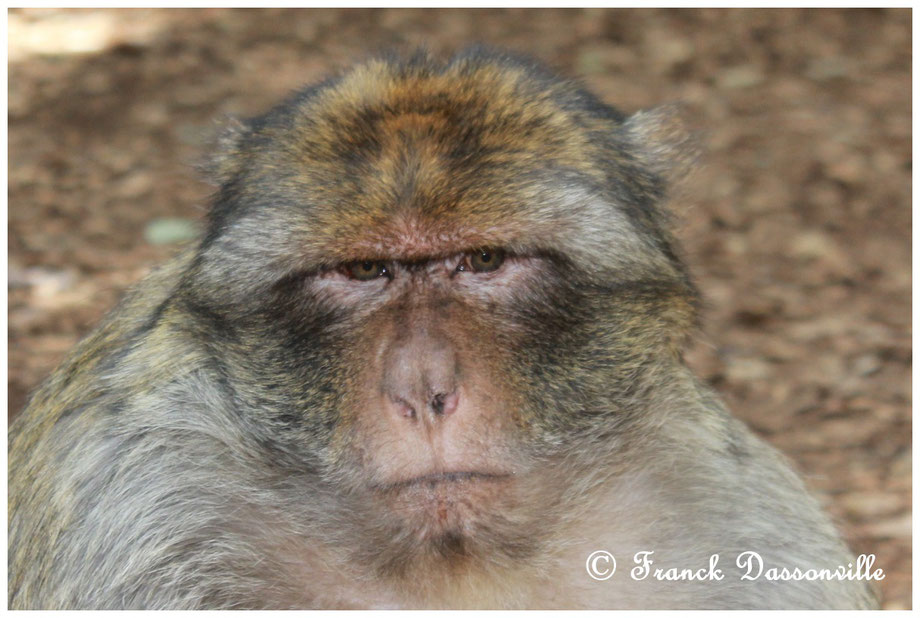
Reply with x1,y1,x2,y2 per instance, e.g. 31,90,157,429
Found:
375,471,515,537
378,471,512,492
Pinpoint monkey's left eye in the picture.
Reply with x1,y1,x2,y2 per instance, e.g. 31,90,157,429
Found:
467,249,505,273
346,261,389,281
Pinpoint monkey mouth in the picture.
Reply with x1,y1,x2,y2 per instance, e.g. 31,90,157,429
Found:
374,471,515,537
377,471,512,493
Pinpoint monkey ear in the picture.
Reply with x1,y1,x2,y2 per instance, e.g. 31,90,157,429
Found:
621,104,700,184
199,116,251,186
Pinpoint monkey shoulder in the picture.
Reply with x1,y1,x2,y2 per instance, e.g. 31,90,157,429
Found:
602,383,879,608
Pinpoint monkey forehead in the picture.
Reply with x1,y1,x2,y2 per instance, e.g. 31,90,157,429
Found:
204,50,681,278
252,51,625,184
317,211,501,261
251,62,635,232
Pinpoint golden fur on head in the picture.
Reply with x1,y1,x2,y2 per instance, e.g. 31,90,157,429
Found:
204,48,694,290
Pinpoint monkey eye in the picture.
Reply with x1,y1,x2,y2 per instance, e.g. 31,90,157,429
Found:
462,248,505,273
346,260,389,281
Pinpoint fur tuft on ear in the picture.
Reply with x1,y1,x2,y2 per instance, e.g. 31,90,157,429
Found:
199,116,251,186
622,104,700,184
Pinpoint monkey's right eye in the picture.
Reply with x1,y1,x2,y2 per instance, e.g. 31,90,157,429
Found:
346,261,389,281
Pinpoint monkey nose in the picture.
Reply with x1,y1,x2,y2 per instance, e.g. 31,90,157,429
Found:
382,331,460,422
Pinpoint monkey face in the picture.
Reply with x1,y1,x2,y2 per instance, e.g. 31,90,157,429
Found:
188,50,698,560
320,250,549,540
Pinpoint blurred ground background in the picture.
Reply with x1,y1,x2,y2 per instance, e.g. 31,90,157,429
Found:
7,8,911,608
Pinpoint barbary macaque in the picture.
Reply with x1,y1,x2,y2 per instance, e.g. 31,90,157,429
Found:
8,48,878,609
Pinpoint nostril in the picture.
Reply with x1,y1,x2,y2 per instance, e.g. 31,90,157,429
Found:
430,391,458,416
391,395,417,419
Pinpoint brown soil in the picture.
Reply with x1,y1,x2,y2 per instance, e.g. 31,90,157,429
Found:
8,8,911,608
